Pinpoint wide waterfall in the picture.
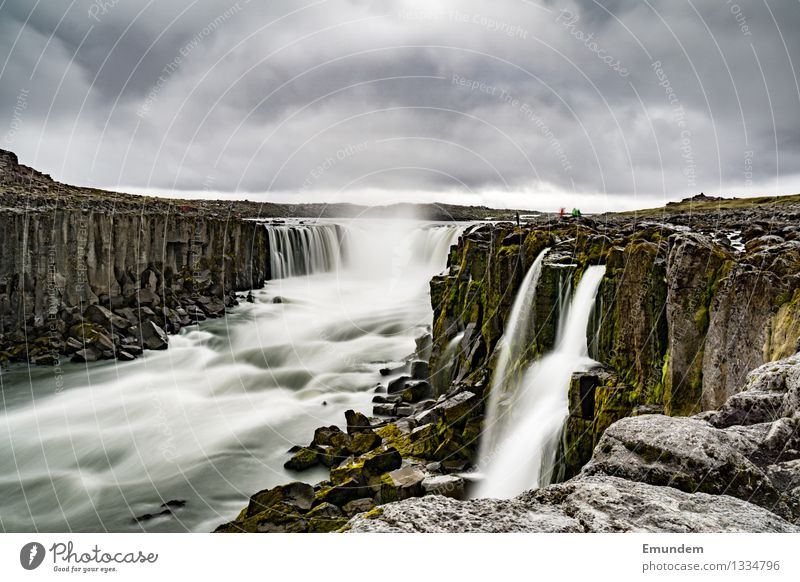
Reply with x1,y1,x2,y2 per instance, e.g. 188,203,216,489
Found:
266,223,343,279
0,219,461,532
476,265,606,499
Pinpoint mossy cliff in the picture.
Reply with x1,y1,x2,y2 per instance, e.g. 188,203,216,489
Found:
428,204,800,478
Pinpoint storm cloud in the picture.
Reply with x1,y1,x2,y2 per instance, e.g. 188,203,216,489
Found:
1,0,798,210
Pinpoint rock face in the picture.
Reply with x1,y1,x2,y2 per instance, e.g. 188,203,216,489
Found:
427,204,800,477
349,352,800,533
0,207,268,364
347,475,797,533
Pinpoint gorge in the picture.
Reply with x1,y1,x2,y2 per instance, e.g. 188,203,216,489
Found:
2,149,800,533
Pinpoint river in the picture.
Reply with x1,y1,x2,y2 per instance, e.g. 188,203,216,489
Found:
0,219,462,532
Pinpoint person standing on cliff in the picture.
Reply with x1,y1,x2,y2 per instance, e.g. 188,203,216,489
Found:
516,211,520,226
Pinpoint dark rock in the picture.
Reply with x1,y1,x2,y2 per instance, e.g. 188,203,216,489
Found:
401,380,431,403
348,430,382,455
284,447,319,471
421,475,465,499
387,375,410,394
140,321,169,350
342,498,375,517
83,304,130,330
344,409,372,434
71,347,100,363
246,482,315,518
410,360,429,380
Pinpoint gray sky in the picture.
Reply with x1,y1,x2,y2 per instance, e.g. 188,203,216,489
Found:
1,0,799,211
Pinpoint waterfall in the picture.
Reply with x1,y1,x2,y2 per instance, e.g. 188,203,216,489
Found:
476,265,606,499
265,223,343,279
479,248,550,459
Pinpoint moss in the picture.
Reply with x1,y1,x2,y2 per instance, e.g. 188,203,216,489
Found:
362,507,384,520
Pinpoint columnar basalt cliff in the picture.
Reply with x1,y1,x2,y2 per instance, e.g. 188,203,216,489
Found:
0,149,270,364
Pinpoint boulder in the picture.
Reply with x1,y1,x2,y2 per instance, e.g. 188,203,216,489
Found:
388,376,410,394
379,465,427,503
246,482,315,518
346,475,799,533
83,304,130,330
348,430,382,455
342,498,375,517
284,447,319,471
582,414,791,518
140,321,169,350
344,409,372,434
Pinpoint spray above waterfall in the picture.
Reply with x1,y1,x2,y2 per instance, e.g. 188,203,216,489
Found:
476,264,606,499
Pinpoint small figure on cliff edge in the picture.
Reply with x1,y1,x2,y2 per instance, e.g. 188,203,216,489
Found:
515,211,520,227
571,207,582,218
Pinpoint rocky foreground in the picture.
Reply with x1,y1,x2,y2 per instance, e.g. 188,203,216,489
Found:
348,351,800,532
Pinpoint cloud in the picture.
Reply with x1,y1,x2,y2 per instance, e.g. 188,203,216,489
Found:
1,0,798,210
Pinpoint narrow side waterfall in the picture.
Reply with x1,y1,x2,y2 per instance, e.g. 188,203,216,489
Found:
266,223,343,278
476,265,606,499
479,248,550,459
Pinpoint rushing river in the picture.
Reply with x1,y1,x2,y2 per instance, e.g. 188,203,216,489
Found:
0,219,462,532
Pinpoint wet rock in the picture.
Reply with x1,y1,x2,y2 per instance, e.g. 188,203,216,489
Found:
401,380,431,403
140,321,169,350
410,360,429,380
247,482,315,517
284,447,319,471
345,409,372,435
387,376,410,394
71,347,100,363
83,304,130,330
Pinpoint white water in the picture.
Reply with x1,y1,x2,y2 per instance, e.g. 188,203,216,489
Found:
266,223,342,278
476,265,606,499
478,248,550,459
0,219,462,532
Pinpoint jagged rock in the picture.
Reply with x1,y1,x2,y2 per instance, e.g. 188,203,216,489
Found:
711,352,800,427
410,360,429,379
582,414,792,519
139,321,169,350
401,380,431,403
246,482,315,517
387,376,410,394
379,465,427,503
312,425,344,447
344,409,372,434
347,476,799,533
83,304,130,330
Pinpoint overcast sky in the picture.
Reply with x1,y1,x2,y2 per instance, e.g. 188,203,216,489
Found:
1,0,798,211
